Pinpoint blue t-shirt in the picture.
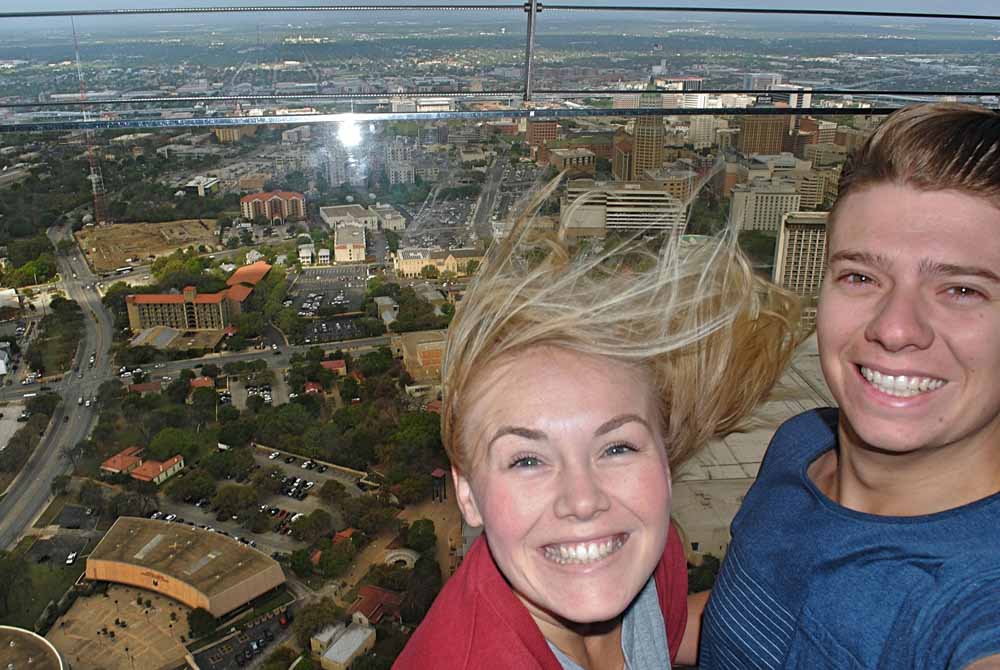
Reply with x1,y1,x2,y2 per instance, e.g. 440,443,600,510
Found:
700,408,1000,670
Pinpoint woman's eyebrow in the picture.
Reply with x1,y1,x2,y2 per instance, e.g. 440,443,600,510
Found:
487,413,650,452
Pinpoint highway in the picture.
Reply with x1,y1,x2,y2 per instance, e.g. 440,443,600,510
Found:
0,224,115,550
0,226,390,549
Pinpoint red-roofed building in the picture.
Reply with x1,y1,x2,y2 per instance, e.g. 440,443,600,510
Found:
127,381,163,396
240,191,305,223
310,549,323,567
189,377,215,390
131,454,185,485
425,399,442,414
226,260,272,288
320,359,347,377
333,528,357,546
125,262,272,335
100,446,143,475
347,585,403,626
304,382,323,395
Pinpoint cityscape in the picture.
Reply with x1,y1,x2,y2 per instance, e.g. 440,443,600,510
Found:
0,2,997,669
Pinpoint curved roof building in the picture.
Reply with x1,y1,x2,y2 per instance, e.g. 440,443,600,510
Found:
86,517,284,618
0,625,64,670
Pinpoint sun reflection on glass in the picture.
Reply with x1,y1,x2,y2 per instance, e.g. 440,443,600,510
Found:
337,118,362,147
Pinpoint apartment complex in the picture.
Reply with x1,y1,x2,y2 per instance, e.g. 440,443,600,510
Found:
774,211,829,328
239,190,306,223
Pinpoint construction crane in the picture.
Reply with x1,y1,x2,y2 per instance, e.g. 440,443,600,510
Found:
71,16,108,226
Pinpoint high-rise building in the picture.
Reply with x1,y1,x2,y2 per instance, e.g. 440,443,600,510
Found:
632,83,666,180
804,142,847,169
735,115,790,156
612,132,634,182
731,178,801,232
688,116,721,150
774,211,829,328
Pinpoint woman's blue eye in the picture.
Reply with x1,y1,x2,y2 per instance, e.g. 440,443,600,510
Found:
605,443,637,457
510,455,541,468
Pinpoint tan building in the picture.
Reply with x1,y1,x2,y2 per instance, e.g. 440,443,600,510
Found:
774,211,829,328
562,179,687,236
334,224,366,263
214,126,258,144
240,191,305,223
803,142,847,169
548,148,597,177
311,620,376,670
86,517,285,618
320,204,378,230
612,131,634,182
730,178,801,232
641,167,698,204
391,330,447,383
735,115,789,156
392,248,483,278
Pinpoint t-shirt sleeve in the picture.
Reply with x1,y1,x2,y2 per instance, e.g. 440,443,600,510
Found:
878,563,1000,670
660,521,689,664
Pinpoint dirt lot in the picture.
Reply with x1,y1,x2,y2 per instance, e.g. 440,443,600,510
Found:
75,219,219,273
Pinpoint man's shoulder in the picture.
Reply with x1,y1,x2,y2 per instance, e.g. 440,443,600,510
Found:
773,406,839,445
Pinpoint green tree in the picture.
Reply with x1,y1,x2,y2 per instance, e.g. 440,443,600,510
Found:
211,483,258,518
291,508,333,544
292,597,342,648
405,519,437,556
165,377,190,404
191,387,219,424
148,427,202,461
187,608,218,638
318,479,347,504
419,264,439,279
290,548,314,578
51,474,71,496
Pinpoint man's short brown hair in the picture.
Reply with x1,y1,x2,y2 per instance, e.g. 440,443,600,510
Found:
833,103,1000,224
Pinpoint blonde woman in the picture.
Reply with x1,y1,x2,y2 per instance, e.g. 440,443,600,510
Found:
395,176,800,670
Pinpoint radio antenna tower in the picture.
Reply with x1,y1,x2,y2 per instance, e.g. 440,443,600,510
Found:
72,16,108,226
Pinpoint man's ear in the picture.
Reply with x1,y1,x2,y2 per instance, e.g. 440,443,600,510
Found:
452,465,483,528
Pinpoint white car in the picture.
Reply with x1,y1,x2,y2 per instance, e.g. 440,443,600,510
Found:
165,514,177,522
269,451,280,460
65,552,78,565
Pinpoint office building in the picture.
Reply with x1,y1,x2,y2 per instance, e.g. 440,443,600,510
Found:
632,84,666,179
526,120,559,148
548,148,597,177
742,72,784,90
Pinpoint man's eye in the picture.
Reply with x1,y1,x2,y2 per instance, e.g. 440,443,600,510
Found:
945,286,986,302
841,272,873,285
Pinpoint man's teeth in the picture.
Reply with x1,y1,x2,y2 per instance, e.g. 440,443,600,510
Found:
860,367,946,397
543,536,625,565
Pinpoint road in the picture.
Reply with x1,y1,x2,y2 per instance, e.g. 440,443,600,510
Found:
0,224,115,550
472,149,509,241
0,243,388,551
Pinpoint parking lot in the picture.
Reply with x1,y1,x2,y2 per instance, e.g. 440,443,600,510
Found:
288,265,371,316
302,317,364,345
407,197,476,248
193,610,289,670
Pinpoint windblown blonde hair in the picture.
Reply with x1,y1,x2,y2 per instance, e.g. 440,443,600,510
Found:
442,174,802,474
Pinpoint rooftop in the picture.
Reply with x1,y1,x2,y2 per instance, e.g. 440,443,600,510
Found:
101,446,143,473
240,190,304,203
88,517,281,598
131,455,183,482
226,260,272,287
0,625,63,670
322,622,374,665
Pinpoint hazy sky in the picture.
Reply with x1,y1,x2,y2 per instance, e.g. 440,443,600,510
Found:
12,0,1000,14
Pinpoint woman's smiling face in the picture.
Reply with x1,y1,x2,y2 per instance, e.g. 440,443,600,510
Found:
453,346,672,629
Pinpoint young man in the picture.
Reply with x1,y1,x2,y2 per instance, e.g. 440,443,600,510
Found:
695,104,1000,669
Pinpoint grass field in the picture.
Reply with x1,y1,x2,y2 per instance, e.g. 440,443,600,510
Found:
0,560,84,629
76,219,220,273
34,495,69,528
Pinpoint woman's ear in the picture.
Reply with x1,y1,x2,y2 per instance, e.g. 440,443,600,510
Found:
452,465,484,528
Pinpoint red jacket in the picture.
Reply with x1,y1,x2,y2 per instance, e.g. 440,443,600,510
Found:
394,524,688,669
